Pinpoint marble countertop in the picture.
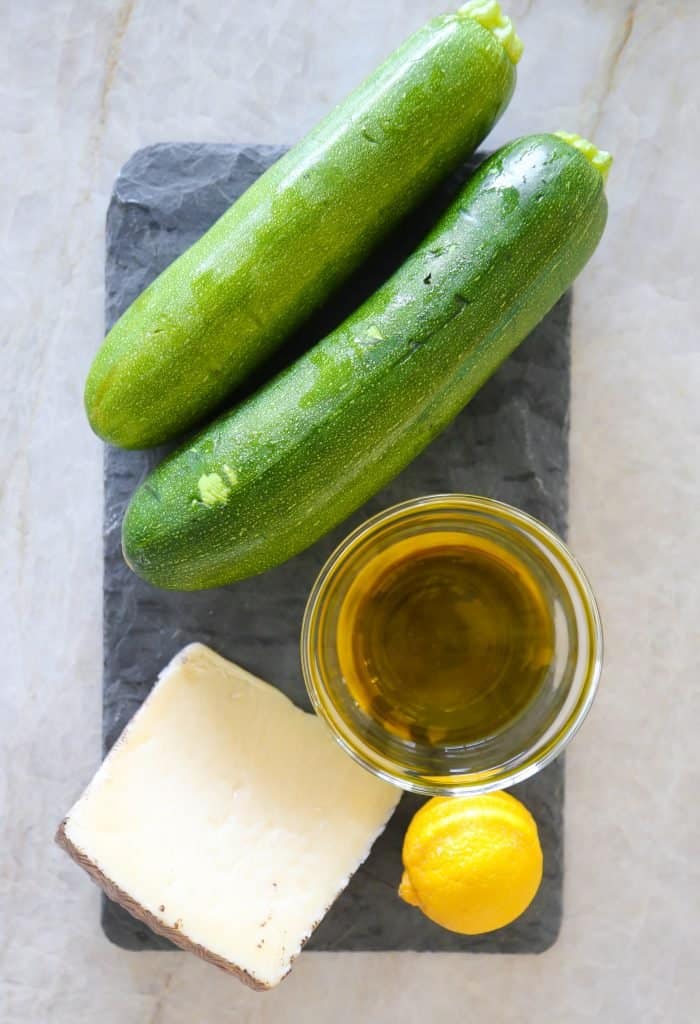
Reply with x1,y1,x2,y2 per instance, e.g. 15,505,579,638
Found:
2,1,698,1021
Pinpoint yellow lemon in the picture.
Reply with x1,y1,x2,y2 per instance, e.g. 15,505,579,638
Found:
398,791,543,934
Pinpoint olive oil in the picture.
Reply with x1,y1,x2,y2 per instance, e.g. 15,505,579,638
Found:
337,532,554,745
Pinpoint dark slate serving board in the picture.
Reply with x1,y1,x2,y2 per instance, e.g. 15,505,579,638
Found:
102,143,569,954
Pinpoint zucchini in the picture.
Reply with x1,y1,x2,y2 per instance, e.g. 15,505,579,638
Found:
123,133,611,590
86,1,522,449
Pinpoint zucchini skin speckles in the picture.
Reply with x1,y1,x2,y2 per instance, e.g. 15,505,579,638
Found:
123,134,609,590
86,9,520,449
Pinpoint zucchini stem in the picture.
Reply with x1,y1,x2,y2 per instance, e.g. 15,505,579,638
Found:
555,131,613,182
458,1,523,65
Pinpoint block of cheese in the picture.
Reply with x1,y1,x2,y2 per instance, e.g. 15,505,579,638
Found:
56,643,400,989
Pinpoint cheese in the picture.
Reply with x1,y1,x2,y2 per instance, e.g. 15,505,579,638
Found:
57,644,400,989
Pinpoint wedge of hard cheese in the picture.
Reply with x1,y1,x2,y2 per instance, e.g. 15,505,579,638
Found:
56,643,400,989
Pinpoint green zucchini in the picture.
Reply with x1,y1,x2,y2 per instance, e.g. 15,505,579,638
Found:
123,132,611,590
86,2,522,449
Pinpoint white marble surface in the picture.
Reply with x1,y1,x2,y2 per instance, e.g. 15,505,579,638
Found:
2,1,699,1020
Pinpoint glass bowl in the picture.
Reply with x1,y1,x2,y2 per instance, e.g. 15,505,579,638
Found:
301,494,602,795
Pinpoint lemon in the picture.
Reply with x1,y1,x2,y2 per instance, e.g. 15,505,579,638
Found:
398,791,543,934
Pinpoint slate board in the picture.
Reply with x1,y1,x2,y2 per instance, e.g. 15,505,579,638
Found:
102,143,569,954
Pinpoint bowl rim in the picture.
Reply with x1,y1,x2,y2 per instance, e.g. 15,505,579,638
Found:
301,493,604,795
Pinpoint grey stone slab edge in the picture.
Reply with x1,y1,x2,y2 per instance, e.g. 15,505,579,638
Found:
102,143,568,954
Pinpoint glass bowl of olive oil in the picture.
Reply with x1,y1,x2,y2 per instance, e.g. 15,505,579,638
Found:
301,495,602,795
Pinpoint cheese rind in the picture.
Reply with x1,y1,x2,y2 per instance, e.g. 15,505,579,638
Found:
57,644,400,988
